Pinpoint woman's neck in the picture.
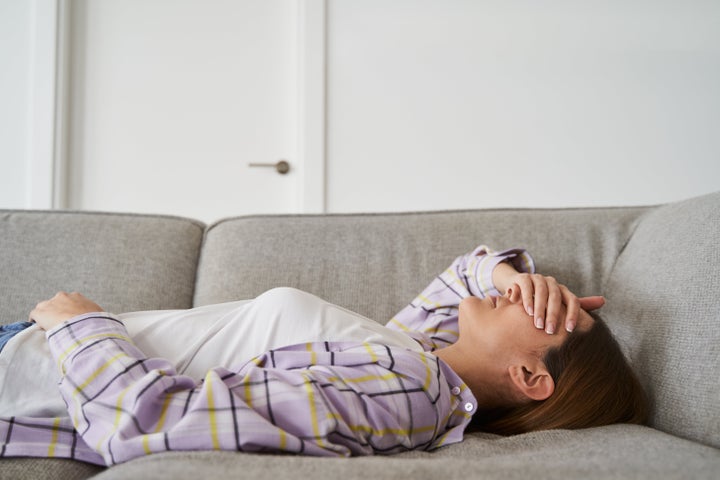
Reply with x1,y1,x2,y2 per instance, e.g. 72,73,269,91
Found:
433,343,510,409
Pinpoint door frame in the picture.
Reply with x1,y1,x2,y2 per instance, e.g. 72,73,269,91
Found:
26,0,65,209
297,0,327,213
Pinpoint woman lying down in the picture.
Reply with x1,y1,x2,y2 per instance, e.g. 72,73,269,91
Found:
0,246,648,466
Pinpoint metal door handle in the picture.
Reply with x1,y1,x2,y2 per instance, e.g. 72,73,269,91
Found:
248,160,290,174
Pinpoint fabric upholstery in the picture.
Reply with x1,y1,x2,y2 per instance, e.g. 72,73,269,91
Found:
0,458,104,480
2,197,719,480
91,425,720,480
194,207,647,324
0,211,204,326
602,191,720,449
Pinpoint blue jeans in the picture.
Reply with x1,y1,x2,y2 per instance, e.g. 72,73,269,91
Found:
0,321,34,354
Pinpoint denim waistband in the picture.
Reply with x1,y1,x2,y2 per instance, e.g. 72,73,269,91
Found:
0,321,34,354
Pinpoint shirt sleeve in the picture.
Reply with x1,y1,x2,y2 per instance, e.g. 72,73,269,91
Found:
46,314,459,465
387,245,535,350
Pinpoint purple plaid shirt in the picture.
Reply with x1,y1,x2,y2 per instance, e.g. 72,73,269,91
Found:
0,245,533,465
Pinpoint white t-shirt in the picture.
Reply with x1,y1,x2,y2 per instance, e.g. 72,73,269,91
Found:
0,287,421,418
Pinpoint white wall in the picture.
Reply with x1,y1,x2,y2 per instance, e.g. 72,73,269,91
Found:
326,0,720,212
0,0,31,209
2,1,719,215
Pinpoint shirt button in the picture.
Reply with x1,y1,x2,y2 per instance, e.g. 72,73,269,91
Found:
464,402,474,412
450,386,461,396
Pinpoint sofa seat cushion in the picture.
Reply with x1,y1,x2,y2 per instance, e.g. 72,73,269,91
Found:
88,425,720,480
0,458,104,480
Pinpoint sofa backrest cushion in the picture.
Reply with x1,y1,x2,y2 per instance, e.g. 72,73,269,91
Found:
195,207,645,326
0,211,204,324
602,192,720,449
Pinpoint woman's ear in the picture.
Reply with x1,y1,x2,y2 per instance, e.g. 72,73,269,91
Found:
508,363,555,402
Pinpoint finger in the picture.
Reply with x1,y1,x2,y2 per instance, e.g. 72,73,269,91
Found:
579,296,605,311
560,285,580,332
514,274,536,318
28,305,47,327
28,299,48,322
543,277,562,334
531,274,548,331
506,284,520,303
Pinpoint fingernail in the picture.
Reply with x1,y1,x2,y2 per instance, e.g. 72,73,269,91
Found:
546,323,555,334
527,305,534,316
566,320,575,333
535,317,543,329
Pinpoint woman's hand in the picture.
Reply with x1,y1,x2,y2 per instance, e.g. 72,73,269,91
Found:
29,291,104,331
505,272,605,334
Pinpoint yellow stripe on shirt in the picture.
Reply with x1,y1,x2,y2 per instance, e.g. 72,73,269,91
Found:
93,382,133,452
57,332,133,373
389,318,411,331
244,375,254,409
433,328,459,338
419,353,433,391
279,429,287,450
142,434,152,455
475,255,491,294
72,352,128,398
445,268,470,294
155,392,173,433
326,412,436,437
326,371,397,384
363,343,378,363
306,342,317,365
47,417,61,457
302,373,324,447
417,294,441,309
205,373,221,450
348,422,437,437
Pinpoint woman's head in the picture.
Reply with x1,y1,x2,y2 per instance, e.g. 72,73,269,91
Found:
453,294,595,406
461,301,649,435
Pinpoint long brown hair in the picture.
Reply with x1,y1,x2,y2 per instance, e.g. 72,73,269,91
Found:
472,313,649,435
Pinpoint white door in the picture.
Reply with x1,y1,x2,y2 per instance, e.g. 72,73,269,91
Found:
65,0,307,223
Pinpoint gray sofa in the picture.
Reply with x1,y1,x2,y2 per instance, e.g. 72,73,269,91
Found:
1,192,718,480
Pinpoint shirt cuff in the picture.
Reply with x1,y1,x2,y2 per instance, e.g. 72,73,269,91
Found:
466,245,536,297
46,312,129,375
